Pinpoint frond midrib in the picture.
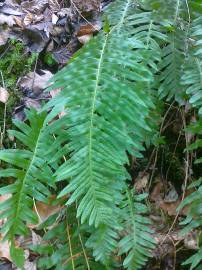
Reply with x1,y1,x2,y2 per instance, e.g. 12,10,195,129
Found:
87,0,134,206
11,124,45,235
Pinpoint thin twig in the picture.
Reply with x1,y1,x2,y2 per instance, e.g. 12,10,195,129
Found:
31,54,39,92
70,0,98,31
66,216,75,270
76,201,91,270
161,108,190,244
0,71,7,149
148,101,175,189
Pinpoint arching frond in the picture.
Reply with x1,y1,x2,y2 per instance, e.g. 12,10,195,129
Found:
118,190,155,270
0,109,56,267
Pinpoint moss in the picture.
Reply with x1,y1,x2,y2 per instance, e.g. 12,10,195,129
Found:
0,39,38,146
0,39,38,89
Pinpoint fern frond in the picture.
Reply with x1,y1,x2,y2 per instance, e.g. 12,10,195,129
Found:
45,0,157,230
36,206,106,270
158,28,187,101
181,17,202,114
0,109,56,266
118,190,155,270
178,120,202,269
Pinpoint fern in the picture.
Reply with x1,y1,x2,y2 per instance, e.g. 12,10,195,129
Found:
0,109,57,267
181,17,202,114
178,16,202,268
42,1,159,266
4,0,202,269
118,190,155,270
34,206,105,270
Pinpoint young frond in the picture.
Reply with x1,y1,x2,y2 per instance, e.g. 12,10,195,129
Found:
181,17,202,114
158,28,186,101
118,190,155,270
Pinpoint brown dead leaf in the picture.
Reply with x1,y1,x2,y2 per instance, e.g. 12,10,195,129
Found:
23,12,33,26
19,70,53,96
77,22,101,37
71,0,101,12
0,28,10,46
78,34,92,44
134,173,149,192
157,199,189,216
31,231,42,246
150,179,164,202
28,196,62,228
49,0,60,12
24,98,41,110
0,194,11,227
14,16,24,28
21,0,48,14
53,46,72,64
0,236,11,261
0,87,9,103
184,231,199,250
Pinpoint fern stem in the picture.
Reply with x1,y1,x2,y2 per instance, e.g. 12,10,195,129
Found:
117,0,132,33
126,189,137,247
11,125,43,236
66,214,75,270
146,20,153,49
88,34,109,191
76,200,91,270
174,0,181,22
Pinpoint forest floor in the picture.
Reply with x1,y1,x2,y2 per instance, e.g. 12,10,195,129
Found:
0,0,199,269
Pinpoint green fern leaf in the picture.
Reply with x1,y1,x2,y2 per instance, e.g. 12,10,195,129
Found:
118,190,155,270
0,109,56,262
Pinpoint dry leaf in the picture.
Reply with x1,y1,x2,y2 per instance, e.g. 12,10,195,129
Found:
57,8,71,18
78,34,92,44
0,87,9,103
31,231,42,246
23,12,33,26
21,0,48,14
24,98,41,110
49,0,60,12
0,14,15,26
23,261,36,270
184,231,199,250
50,88,61,98
0,237,11,261
19,70,53,96
150,180,164,202
72,0,101,12
134,173,149,192
28,196,62,228
157,199,189,216
52,13,58,25
164,182,179,202
14,16,24,28
77,22,101,37
0,29,10,46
